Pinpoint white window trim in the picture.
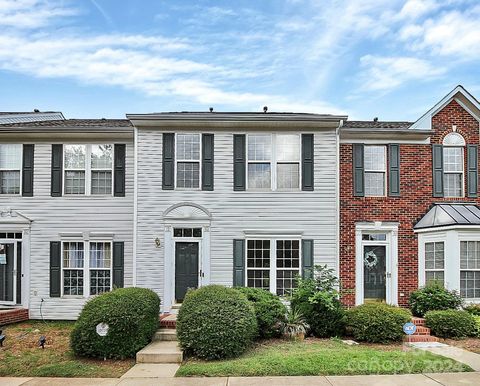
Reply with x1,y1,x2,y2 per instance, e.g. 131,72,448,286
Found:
174,133,202,190
63,144,114,196
244,236,302,296
364,145,387,197
0,144,22,196
424,241,445,285
442,146,464,198
246,133,302,191
61,240,113,298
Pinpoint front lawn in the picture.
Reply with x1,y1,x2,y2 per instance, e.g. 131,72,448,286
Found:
177,338,472,377
0,321,134,378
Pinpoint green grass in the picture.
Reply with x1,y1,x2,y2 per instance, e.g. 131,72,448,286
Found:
177,338,473,377
0,321,134,378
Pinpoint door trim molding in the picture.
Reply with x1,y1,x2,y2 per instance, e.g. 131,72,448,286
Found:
355,222,398,306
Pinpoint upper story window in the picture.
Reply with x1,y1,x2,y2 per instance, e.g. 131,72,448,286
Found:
64,144,113,195
247,134,300,190
0,144,21,195
364,145,386,196
176,134,201,189
443,133,465,198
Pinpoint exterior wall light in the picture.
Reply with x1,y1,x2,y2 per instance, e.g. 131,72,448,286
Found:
155,238,161,248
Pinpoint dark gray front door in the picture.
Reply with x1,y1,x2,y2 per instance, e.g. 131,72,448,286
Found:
0,243,15,302
175,242,199,301
363,245,386,302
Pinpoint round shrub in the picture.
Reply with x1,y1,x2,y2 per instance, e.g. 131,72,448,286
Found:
409,283,463,317
347,303,411,343
235,287,286,338
177,285,257,360
71,287,160,359
290,266,345,337
425,310,477,338
464,304,480,316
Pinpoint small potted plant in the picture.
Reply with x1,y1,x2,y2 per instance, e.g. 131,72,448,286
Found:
281,308,309,341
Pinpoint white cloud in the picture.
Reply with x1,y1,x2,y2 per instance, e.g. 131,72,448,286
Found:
398,0,440,20
358,55,447,91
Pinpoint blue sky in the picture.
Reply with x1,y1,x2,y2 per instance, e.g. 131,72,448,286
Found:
0,0,479,120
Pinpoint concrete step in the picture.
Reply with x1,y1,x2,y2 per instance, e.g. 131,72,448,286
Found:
412,317,426,327
404,335,439,343
153,328,177,341
136,341,183,364
413,326,431,335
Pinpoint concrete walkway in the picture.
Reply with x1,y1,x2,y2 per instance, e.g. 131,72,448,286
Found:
2,373,480,385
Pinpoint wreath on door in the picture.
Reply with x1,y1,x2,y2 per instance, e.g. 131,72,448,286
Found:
364,251,378,269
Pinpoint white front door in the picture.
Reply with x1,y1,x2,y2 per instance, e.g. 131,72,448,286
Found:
355,223,398,305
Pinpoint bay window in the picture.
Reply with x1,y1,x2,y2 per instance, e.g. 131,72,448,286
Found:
0,144,22,194
460,241,480,299
247,134,301,190
64,144,113,195
424,241,445,286
246,238,301,296
176,133,201,189
62,241,112,296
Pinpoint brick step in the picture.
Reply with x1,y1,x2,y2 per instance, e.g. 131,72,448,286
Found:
412,317,426,327
136,341,183,364
404,335,439,343
153,328,177,341
159,314,177,329
413,326,431,335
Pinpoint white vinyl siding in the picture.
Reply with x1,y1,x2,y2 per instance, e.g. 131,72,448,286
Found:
0,144,22,195
364,145,386,197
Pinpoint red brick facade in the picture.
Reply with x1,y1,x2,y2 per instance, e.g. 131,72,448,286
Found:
340,100,480,307
0,308,29,325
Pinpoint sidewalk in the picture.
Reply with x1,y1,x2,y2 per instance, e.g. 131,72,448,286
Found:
2,372,480,386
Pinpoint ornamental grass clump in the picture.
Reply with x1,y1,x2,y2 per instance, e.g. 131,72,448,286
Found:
177,285,257,360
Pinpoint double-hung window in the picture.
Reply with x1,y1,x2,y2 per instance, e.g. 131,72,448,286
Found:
443,147,463,197
246,238,301,296
424,242,444,286
64,144,113,195
460,241,480,299
176,134,201,189
364,145,386,196
62,241,112,296
247,134,300,190
0,144,22,194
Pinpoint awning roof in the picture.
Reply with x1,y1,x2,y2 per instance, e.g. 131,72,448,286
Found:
414,204,480,230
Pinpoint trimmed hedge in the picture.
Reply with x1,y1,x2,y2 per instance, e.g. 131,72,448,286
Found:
177,285,257,360
409,283,463,317
425,310,477,338
464,304,480,316
71,287,160,359
347,303,411,343
234,287,286,338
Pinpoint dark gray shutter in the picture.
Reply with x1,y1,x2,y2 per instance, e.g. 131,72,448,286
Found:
302,239,314,279
432,144,444,197
50,241,61,297
51,144,63,197
467,144,478,198
388,144,400,197
233,135,246,191
233,239,245,286
22,144,34,197
353,144,364,197
162,133,175,190
114,144,126,197
302,134,314,191
202,134,214,191
113,242,124,288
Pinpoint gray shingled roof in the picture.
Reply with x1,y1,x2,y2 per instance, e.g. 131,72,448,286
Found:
0,119,132,128
343,121,413,129
415,204,480,230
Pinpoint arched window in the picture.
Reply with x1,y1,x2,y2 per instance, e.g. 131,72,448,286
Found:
443,132,465,197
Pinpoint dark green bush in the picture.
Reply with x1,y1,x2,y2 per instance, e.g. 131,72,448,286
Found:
234,287,286,338
290,265,345,337
464,304,480,316
71,287,160,359
409,283,463,317
346,303,411,343
177,285,257,360
425,310,477,338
